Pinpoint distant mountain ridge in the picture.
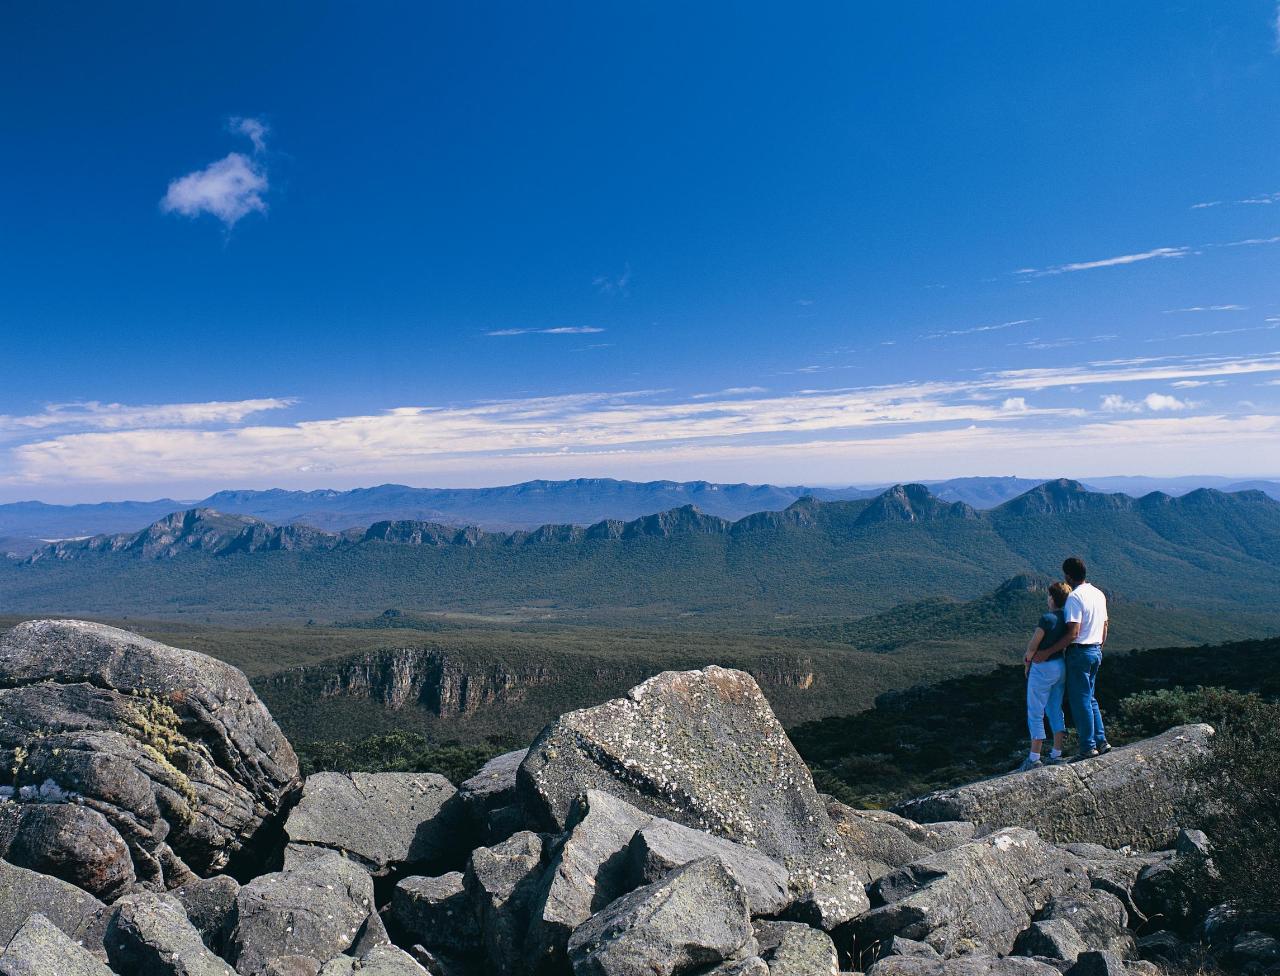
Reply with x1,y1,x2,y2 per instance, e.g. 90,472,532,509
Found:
7,480,1280,631
3,475,1278,549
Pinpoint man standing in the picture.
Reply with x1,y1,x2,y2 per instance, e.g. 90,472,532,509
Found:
1034,556,1111,761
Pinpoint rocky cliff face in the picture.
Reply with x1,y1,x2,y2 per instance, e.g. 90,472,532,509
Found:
302,648,557,715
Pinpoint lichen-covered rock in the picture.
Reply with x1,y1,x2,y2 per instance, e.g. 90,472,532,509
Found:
519,667,870,927
839,828,1089,959
1063,950,1129,976
0,801,135,901
1012,919,1088,962
753,920,839,976
171,875,239,956
566,857,754,976
391,872,480,956
628,814,792,916
1060,845,1164,927
105,891,236,976
823,801,939,882
893,726,1213,851
0,620,301,892
0,859,110,954
0,913,113,976
464,830,546,973
227,852,376,976
284,771,461,875
867,956,1064,976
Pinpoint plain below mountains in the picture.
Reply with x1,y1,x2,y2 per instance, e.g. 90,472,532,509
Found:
4,479,1279,631
3,474,1277,553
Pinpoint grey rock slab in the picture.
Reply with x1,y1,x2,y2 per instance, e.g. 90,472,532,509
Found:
0,859,110,954
1231,932,1280,968
893,726,1213,852
629,814,792,916
391,872,479,955
0,620,301,889
1062,847,1164,927
464,830,545,973
1013,920,1089,962
227,852,376,976
867,956,1064,976
318,945,431,975
526,790,654,973
519,667,870,927
824,801,937,882
460,749,527,812
566,857,754,976
105,891,236,976
1037,891,1134,959
0,913,113,976
284,772,460,875
171,875,239,955
840,828,1089,959
1063,951,1129,976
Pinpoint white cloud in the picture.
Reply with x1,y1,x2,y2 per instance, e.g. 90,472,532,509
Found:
1100,392,1194,413
1144,392,1191,411
1014,246,1188,277
1171,380,1224,389
229,116,268,152
1001,397,1029,413
485,326,605,337
162,153,267,227
0,399,293,435
161,117,271,228
1162,305,1246,313
926,318,1036,339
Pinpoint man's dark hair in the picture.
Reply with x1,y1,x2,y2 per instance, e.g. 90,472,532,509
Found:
1062,556,1087,583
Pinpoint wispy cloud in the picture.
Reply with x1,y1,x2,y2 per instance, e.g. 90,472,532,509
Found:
593,264,632,296
1151,322,1280,342
1191,191,1280,209
1162,305,1246,313
1014,246,1188,277
925,318,1037,339
691,387,768,399
485,326,606,337
8,352,1279,491
0,398,293,435
161,117,270,228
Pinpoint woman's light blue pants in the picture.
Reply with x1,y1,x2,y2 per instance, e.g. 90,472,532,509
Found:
1026,657,1067,741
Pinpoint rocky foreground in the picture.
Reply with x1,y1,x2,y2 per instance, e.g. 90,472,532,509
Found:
0,620,1274,976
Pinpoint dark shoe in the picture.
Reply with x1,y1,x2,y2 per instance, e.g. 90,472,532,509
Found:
1070,749,1100,763
1042,753,1065,766
1096,741,1113,755
1015,756,1043,773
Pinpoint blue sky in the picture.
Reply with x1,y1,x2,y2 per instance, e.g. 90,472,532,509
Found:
3,2,1280,502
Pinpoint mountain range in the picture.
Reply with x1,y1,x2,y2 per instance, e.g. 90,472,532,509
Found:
3,475,1277,554
5,480,1279,631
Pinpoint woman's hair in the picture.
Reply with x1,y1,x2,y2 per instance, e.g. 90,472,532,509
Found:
1048,581,1073,609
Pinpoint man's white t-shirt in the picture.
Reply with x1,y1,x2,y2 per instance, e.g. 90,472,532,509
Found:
1064,581,1108,645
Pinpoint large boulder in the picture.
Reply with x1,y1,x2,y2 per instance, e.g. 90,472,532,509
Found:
459,749,528,843
284,771,462,875
893,726,1213,851
839,828,1089,959
0,620,301,892
227,852,377,976
104,891,236,975
0,859,110,954
0,913,112,976
0,801,135,901
566,857,755,976
464,830,546,973
518,666,870,927
753,920,839,976
867,957,1065,976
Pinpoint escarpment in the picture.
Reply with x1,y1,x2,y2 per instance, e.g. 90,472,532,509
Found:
0,620,1257,976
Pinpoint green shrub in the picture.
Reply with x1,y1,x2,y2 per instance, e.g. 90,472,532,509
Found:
1114,686,1262,739
1180,694,1280,917
295,729,508,783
